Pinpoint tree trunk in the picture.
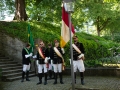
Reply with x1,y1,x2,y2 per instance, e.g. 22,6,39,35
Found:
14,0,28,21
97,25,100,36
96,16,101,36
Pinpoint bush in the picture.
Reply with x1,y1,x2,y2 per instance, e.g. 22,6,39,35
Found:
0,21,120,67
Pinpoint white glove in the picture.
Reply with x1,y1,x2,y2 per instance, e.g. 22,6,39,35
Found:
33,55,37,58
25,54,30,58
69,59,71,64
61,48,65,54
29,53,33,56
51,59,53,66
78,53,84,59
36,60,39,66
44,57,49,63
25,53,33,58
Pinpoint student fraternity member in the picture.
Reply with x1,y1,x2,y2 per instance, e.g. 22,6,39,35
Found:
36,40,48,85
45,43,54,80
50,40,65,84
72,35,85,85
21,43,32,82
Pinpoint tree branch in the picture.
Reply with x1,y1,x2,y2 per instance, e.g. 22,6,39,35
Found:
100,18,111,31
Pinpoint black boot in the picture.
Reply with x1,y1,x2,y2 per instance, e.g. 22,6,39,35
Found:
26,71,30,81
80,72,84,85
21,71,25,82
44,73,47,85
52,71,55,79
48,70,52,80
59,72,64,84
53,73,57,84
74,72,76,84
37,73,42,85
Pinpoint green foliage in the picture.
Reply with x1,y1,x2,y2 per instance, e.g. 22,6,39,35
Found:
0,21,120,67
0,21,60,43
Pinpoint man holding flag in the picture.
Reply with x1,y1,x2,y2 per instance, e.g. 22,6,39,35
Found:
60,3,85,85
21,24,34,82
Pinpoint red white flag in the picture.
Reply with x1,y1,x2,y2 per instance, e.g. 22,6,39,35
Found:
60,5,75,48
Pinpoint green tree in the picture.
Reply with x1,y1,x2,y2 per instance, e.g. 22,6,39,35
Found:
74,0,120,36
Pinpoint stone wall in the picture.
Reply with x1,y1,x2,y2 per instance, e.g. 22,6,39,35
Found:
63,68,120,77
0,32,25,64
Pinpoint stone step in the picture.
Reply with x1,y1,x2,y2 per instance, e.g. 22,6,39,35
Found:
0,64,21,69
3,71,35,78
0,61,18,64
1,66,22,71
0,63,19,66
0,58,11,60
3,72,22,78
6,73,36,81
0,54,4,57
2,69,22,74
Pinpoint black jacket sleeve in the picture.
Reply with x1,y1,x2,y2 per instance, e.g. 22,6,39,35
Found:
50,47,54,60
79,43,85,54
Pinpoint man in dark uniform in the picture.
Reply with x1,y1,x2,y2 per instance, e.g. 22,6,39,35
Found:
45,43,54,79
21,43,32,82
36,40,48,85
72,35,85,85
50,40,65,84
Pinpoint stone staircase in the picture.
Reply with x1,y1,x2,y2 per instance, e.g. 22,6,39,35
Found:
0,53,36,81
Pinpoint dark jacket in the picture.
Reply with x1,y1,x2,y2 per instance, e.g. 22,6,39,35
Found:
73,42,85,60
22,48,31,65
37,47,46,64
45,47,53,63
50,47,63,64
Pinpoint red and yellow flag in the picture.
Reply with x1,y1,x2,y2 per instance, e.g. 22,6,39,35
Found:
60,5,75,48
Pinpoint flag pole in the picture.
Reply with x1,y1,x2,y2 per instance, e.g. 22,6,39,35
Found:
68,12,75,90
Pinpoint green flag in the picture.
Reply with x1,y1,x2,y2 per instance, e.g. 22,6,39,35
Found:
28,24,34,53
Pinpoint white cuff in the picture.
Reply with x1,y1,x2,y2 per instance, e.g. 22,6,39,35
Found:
61,48,65,54
78,54,84,59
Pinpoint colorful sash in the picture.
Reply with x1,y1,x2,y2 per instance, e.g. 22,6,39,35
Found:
53,47,65,70
37,47,45,59
72,44,81,54
24,48,29,54
72,44,85,60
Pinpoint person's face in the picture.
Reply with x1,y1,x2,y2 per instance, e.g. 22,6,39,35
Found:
39,42,44,47
48,45,51,48
73,37,78,43
27,46,30,49
55,42,59,47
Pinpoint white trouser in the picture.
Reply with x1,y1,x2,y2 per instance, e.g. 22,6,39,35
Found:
23,64,30,72
38,64,47,73
53,63,62,73
48,64,52,70
73,59,85,72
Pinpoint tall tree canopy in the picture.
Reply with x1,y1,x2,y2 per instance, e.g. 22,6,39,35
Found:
1,0,120,36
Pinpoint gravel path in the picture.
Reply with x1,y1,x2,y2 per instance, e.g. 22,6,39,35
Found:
1,76,120,90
